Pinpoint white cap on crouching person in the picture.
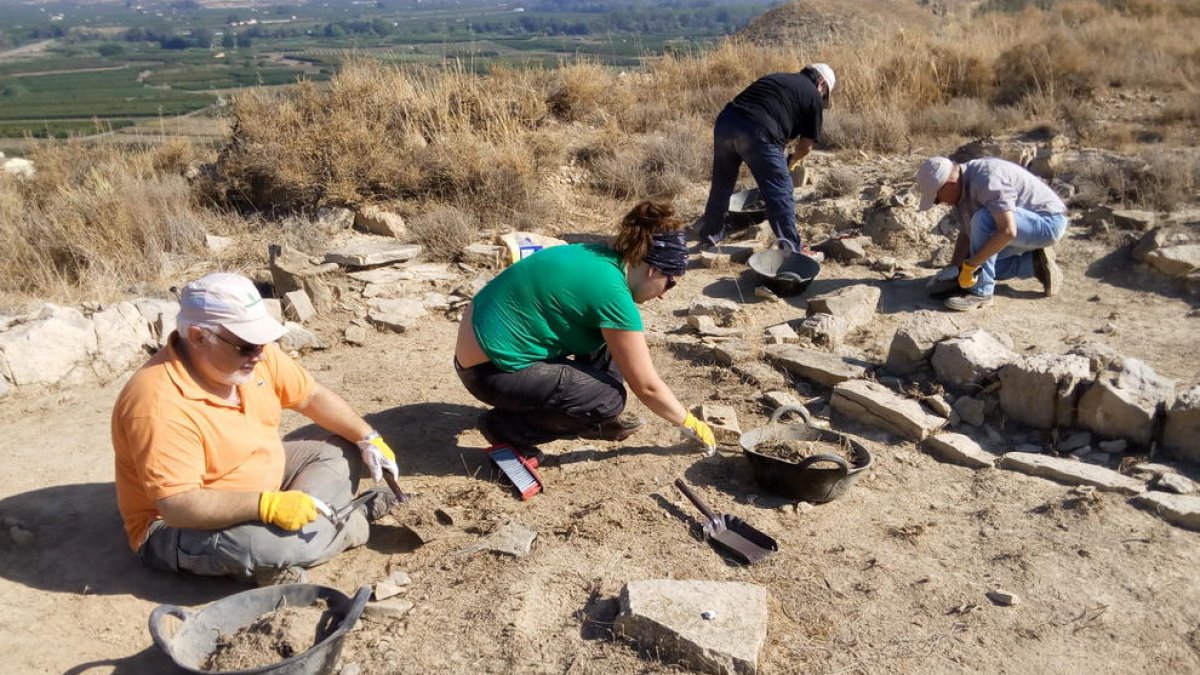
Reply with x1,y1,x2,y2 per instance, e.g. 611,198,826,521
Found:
807,63,836,94
916,156,954,211
177,273,287,345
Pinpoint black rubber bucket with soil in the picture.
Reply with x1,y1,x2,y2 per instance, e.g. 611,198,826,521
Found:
149,584,371,675
740,405,872,503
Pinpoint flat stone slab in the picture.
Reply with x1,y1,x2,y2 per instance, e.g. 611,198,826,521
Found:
1132,492,1200,530
367,298,427,333
832,379,945,440
998,452,1145,494
762,344,867,388
460,520,537,557
615,579,768,675
348,263,458,284
924,432,996,469
324,240,423,267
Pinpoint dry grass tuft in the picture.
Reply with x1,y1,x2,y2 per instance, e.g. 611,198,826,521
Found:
815,168,861,200
408,204,478,262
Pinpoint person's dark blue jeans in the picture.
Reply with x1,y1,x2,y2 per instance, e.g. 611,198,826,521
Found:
455,347,627,447
698,106,799,247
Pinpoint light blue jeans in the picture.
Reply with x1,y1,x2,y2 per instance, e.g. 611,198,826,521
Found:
967,208,1068,297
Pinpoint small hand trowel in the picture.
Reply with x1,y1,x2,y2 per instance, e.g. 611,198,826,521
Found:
675,479,779,565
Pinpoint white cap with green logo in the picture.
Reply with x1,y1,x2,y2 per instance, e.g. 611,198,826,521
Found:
177,272,287,345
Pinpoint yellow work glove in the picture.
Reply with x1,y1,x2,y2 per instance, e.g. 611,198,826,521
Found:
958,261,980,289
680,412,718,456
258,490,320,531
356,431,399,482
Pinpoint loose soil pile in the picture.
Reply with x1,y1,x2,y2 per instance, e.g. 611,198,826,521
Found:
752,437,851,463
203,601,330,672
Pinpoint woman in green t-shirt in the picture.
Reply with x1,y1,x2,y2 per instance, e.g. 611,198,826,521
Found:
454,201,717,457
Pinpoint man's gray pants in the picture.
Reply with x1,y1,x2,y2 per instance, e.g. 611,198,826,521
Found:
138,428,369,582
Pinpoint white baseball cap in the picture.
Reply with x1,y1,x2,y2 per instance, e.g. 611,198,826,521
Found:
808,63,836,94
916,157,954,211
177,272,286,345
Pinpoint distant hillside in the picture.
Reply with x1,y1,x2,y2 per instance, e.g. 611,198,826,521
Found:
734,0,950,47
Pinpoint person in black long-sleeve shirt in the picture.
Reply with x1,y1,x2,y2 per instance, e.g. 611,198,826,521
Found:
696,63,835,254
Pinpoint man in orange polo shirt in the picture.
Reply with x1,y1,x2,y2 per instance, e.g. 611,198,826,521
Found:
112,272,402,585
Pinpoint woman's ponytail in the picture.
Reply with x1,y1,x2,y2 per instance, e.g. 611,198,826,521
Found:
611,200,682,267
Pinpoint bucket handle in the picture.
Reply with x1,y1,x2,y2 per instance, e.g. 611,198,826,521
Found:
774,240,798,253
794,453,851,474
148,604,192,655
769,404,815,427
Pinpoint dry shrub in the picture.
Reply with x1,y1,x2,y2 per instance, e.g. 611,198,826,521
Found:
822,108,909,153
993,30,1098,105
407,204,477,262
815,168,861,199
0,142,210,300
910,98,1013,139
546,62,628,124
591,119,709,199
1072,152,1199,211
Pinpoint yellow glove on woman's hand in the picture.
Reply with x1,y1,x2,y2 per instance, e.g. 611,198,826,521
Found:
680,412,718,456
958,261,980,289
258,490,319,530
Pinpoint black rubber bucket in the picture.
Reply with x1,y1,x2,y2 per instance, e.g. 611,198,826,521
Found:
747,242,822,297
149,584,371,675
726,188,767,230
739,406,872,503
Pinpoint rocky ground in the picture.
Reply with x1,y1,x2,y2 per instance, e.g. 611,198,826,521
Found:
1,141,1199,674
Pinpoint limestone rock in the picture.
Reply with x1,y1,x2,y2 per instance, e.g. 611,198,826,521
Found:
931,329,1017,390
315,206,355,231
347,263,458,284
1132,492,1200,530
0,305,96,386
373,579,403,601
763,322,799,345
91,302,153,378
831,379,946,441
1111,209,1155,231
1153,473,1196,495
712,341,754,367
694,404,741,446
805,284,881,330
324,240,422,268
886,311,960,375
795,314,850,351
952,396,986,427
1076,359,1174,447
998,353,1093,429
279,322,325,352
763,344,867,388
998,452,1145,494
0,376,9,399
462,243,504,268
344,324,368,346
460,520,537,557
924,433,995,469
355,205,406,238
283,289,316,323
615,579,768,675
688,315,743,338
732,362,787,389
270,246,338,313
1163,385,1200,463
367,298,427,333
133,298,180,348
813,236,867,262
762,390,806,411
1144,244,1200,278
688,297,742,325
363,598,414,623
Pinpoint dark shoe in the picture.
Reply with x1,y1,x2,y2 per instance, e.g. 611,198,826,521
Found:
579,413,646,442
944,294,993,312
1033,247,1061,297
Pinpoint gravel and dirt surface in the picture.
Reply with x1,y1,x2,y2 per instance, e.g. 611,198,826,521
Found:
1,203,1198,673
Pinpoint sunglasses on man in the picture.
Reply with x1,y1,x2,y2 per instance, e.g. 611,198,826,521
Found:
214,332,266,358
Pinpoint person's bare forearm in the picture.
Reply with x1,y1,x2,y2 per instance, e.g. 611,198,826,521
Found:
295,383,373,444
157,489,261,530
631,377,688,426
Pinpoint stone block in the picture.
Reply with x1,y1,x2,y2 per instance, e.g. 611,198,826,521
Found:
763,322,799,345
831,379,946,441
814,236,867,263
695,404,741,446
324,240,423,268
688,297,742,324
795,314,849,350
762,344,867,388
615,579,768,675
367,298,427,333
462,243,504,267
805,284,881,330
1163,385,1200,464
344,324,368,346
355,205,406,238
133,298,180,348
1111,209,1155,231
1145,244,1200,278
998,452,1145,494
279,322,325,352
283,289,317,323
270,246,338,313
1076,359,1174,447
0,305,96,386
952,395,986,427
931,329,1017,391
885,311,960,375
91,302,153,377
924,433,995,469
1132,492,1200,531
712,341,754,367
998,353,1093,429
688,315,742,338
762,390,805,412
732,362,787,389
363,598,414,623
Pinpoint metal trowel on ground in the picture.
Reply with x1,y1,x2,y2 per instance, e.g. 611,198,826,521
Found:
675,479,779,565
